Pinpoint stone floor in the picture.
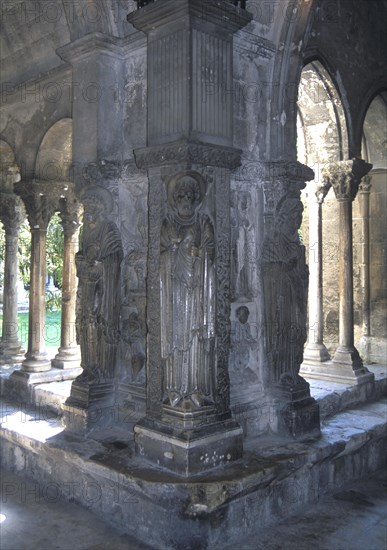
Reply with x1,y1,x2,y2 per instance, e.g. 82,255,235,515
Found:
1,466,386,550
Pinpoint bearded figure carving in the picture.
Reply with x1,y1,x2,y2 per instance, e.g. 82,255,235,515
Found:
160,173,215,409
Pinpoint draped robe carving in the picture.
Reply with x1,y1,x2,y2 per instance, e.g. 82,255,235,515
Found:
160,175,215,409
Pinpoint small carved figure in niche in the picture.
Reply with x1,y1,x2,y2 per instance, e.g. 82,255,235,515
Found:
234,191,257,301
160,173,215,409
262,197,308,386
122,249,146,301
231,306,258,383
122,312,145,382
75,187,123,382
230,190,239,299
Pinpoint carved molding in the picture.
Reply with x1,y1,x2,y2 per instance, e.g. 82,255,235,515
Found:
322,159,373,202
234,29,276,60
134,140,242,170
56,32,144,63
128,0,252,35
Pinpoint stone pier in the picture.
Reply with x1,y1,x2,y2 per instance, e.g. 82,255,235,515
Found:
127,0,253,474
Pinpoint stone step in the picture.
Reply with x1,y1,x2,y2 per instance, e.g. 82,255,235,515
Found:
0,395,386,550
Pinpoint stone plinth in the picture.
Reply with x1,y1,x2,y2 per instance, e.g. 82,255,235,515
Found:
135,417,242,476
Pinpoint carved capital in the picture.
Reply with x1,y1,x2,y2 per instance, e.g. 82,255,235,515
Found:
0,193,26,236
322,159,372,202
59,185,83,235
359,174,372,194
260,160,314,216
134,140,242,170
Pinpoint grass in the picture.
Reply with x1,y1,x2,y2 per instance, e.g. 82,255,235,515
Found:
0,311,62,349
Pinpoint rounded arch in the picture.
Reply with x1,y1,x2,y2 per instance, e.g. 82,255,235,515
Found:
35,119,73,182
0,139,21,192
297,59,348,165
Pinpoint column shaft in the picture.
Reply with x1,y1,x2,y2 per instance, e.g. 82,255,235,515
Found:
0,231,25,361
338,199,354,349
359,191,371,338
22,228,51,372
303,197,330,363
52,229,81,368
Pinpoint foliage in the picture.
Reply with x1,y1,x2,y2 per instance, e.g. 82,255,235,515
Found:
46,212,64,291
0,222,4,288
1,212,65,311
18,220,32,289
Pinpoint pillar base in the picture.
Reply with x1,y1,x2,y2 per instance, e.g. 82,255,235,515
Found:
272,381,321,439
10,366,82,386
21,352,52,373
301,348,375,385
63,379,116,435
51,346,81,370
0,342,25,365
302,343,331,364
134,417,243,476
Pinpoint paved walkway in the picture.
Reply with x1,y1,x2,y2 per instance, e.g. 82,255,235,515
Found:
1,467,386,549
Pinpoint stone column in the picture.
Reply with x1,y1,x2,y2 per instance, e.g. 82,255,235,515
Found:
127,0,252,475
0,193,26,364
358,175,372,362
52,194,82,371
301,181,331,375
322,160,374,384
10,181,82,389
21,215,51,373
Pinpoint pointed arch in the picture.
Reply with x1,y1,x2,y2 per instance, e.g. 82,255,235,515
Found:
297,59,348,165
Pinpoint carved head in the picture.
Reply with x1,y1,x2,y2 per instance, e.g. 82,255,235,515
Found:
238,191,252,213
172,175,202,219
236,305,250,325
277,198,303,238
81,186,113,224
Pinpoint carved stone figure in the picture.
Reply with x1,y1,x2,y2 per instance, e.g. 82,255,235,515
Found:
160,173,215,409
75,187,123,381
262,197,308,386
234,191,257,301
230,305,258,384
122,311,146,382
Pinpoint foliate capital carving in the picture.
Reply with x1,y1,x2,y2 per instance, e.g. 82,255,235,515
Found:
322,159,372,202
314,179,331,204
134,140,242,170
359,174,372,194
15,180,73,230
59,185,83,235
0,193,26,236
